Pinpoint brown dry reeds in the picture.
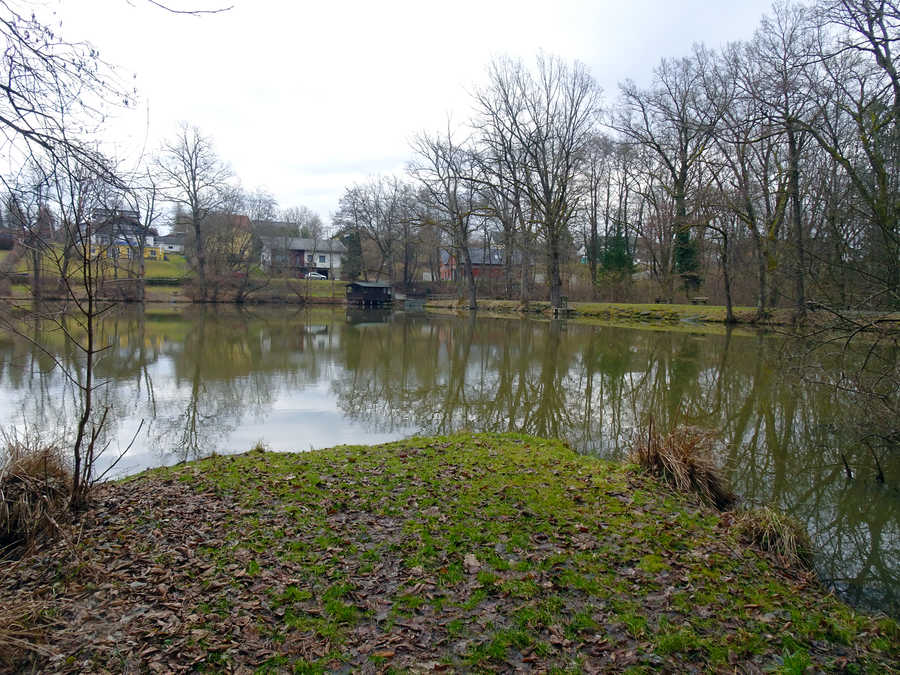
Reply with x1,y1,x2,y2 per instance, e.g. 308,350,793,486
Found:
0,432,71,555
736,506,814,569
631,423,735,510
0,588,58,669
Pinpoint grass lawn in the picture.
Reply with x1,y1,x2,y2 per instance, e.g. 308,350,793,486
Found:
144,254,189,278
0,248,189,278
2,433,895,672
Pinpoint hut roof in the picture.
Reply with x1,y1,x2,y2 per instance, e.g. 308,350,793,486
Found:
347,281,392,288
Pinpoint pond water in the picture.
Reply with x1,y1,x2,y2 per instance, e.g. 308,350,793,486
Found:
0,305,896,615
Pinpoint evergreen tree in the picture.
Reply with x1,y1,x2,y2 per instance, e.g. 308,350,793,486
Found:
341,230,363,281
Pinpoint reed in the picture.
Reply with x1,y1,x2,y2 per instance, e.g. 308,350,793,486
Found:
631,423,735,510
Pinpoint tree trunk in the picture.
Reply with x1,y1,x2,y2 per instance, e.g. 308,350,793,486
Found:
787,124,806,321
138,245,146,303
192,208,207,301
30,245,41,301
548,232,563,309
503,225,514,299
460,243,477,310
721,228,735,324
519,238,530,305
750,226,768,319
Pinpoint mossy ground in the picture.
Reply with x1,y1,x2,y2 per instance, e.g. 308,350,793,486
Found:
2,433,896,672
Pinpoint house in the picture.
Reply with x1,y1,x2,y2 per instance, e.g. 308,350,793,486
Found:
260,237,347,279
345,281,393,306
209,214,254,266
87,209,162,260
157,233,185,254
438,246,506,281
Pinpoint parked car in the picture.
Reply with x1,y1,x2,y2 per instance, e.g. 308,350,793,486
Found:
305,272,327,280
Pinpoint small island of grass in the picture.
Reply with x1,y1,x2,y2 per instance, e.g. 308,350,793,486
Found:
2,433,896,672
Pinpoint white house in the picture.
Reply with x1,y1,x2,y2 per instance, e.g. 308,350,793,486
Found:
157,233,186,254
260,237,347,278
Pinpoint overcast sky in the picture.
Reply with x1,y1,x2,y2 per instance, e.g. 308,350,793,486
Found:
50,0,776,228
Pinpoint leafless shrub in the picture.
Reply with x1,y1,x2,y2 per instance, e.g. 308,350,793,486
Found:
631,423,735,510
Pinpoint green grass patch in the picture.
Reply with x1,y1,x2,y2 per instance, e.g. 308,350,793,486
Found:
2,432,895,673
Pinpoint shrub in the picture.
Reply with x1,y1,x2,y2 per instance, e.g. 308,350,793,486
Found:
0,432,71,555
631,424,735,510
736,506,814,569
144,276,184,287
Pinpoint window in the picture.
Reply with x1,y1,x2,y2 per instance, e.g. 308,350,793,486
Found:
306,254,313,263
319,255,326,264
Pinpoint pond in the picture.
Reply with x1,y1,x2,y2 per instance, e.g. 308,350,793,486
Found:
0,305,896,615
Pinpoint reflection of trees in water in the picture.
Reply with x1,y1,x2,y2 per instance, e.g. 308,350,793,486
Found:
333,316,588,437
1,306,342,466
152,306,340,462
0,309,160,472
330,316,897,614
0,308,895,614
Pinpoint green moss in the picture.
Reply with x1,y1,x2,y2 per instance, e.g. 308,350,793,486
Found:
51,432,895,672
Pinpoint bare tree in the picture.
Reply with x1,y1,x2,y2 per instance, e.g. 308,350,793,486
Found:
578,134,617,290
473,101,534,302
808,0,900,307
157,124,234,300
0,1,128,175
2,144,130,508
616,51,722,301
281,204,324,239
475,54,602,308
699,41,790,317
410,127,482,308
3,167,52,299
333,176,414,283
747,3,820,319
112,167,166,303
243,187,279,223
629,149,678,297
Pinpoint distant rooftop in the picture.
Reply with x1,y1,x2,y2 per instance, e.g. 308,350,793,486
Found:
347,281,392,288
261,237,347,254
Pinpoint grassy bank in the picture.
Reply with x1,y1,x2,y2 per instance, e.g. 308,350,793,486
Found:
425,299,791,326
1,276,348,305
2,433,895,672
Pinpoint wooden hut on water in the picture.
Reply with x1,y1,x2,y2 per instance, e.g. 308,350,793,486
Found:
345,281,393,307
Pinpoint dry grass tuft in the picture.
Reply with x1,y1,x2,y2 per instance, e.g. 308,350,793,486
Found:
631,424,735,510
0,431,71,555
0,585,58,669
737,506,814,569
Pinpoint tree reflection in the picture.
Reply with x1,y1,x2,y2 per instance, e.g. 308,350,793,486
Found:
0,307,895,614
329,315,897,615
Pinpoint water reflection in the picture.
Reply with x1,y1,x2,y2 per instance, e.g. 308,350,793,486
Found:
0,306,896,615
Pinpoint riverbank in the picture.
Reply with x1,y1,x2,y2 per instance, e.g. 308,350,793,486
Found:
2,433,895,672
425,298,796,326
6,279,889,332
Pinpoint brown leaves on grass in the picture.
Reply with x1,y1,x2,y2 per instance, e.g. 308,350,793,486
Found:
0,477,283,672
0,435,894,673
